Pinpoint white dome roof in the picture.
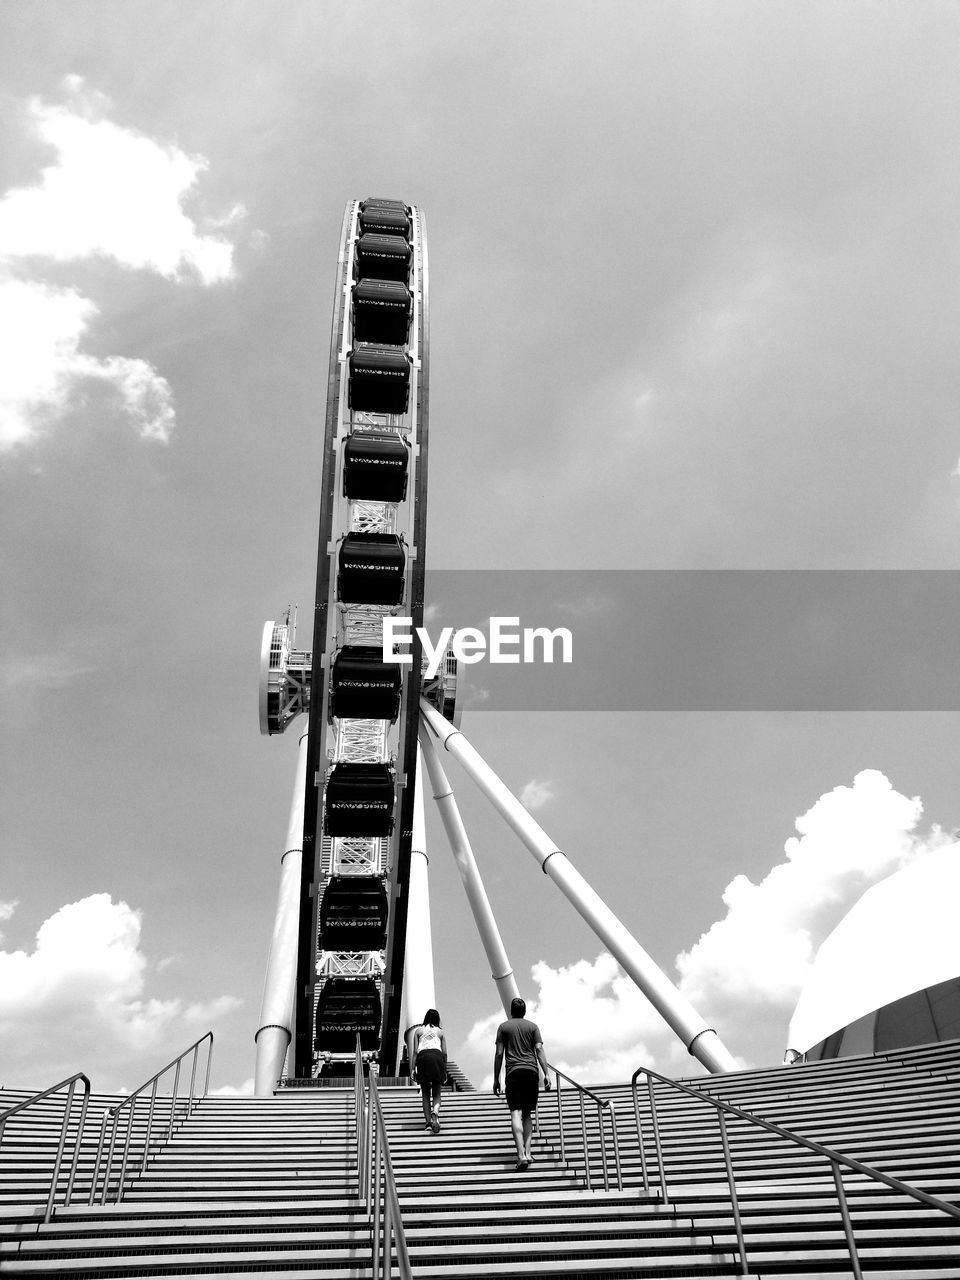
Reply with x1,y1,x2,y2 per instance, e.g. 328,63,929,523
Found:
788,842,960,1053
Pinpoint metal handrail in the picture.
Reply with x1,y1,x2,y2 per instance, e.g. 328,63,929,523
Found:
631,1062,960,1279
545,1062,622,1191
354,1037,368,1200
363,1063,412,1280
91,1032,213,1204
0,1074,91,1223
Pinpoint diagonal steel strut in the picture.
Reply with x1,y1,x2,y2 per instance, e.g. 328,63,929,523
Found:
419,698,739,1075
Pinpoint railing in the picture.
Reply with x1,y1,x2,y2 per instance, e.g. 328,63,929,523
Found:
631,1063,960,1279
0,1073,91,1223
91,1032,213,1204
355,1039,411,1280
354,1038,369,1198
545,1063,622,1191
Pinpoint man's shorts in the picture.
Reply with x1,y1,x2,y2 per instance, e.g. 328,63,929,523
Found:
505,1068,539,1113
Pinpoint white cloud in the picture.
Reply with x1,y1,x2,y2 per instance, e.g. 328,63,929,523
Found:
519,779,556,811
553,595,614,619
183,996,243,1023
0,91,237,283
0,900,17,943
0,895,242,1089
0,79,245,450
675,769,933,1014
460,953,686,1088
0,648,98,690
210,1077,255,1096
0,278,174,449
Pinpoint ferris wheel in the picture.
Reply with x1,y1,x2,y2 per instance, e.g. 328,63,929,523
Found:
256,197,437,1083
255,198,739,1093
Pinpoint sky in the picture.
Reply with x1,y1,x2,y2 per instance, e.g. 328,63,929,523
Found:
2,1,960,1095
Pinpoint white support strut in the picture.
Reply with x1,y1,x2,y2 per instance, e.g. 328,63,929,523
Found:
418,723,520,1016
254,723,309,1095
401,748,437,1045
419,699,739,1075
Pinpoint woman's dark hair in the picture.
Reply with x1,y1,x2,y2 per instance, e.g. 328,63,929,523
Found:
423,1008,441,1026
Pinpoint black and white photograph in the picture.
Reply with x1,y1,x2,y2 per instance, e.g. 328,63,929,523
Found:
2,2,959,1273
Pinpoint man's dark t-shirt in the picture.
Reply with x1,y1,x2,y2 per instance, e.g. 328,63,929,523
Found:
496,1017,542,1076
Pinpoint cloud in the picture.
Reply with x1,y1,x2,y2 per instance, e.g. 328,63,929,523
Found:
0,895,242,1089
457,769,949,1084
0,87,237,282
0,277,175,449
461,953,686,1088
0,648,99,690
675,770,934,1015
0,78,245,451
519,779,556,811
553,594,615,619
0,900,16,943
209,1078,255,1097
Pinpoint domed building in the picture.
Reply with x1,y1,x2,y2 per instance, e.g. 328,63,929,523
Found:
787,842,960,1061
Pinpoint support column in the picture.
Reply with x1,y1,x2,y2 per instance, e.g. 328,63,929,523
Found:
419,723,519,1016
419,700,739,1075
255,722,309,1095
400,748,437,1054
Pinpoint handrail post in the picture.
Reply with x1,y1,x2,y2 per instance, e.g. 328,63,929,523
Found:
831,1159,864,1280
608,1102,623,1192
354,1041,360,1195
598,1100,609,1191
646,1075,670,1205
101,1108,120,1204
578,1089,590,1190
717,1108,749,1276
43,1077,76,1225
188,1044,199,1113
631,1079,651,1196
142,1078,158,1175
168,1061,181,1142
555,1073,565,1165
117,1092,136,1203
63,1086,90,1208
366,1077,374,1210
360,1086,369,1202
90,1112,108,1205
371,1098,381,1280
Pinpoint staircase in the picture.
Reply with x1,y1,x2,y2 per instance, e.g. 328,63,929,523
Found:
1,1039,958,1277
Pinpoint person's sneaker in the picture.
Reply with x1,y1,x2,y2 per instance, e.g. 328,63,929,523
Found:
430,1112,441,1133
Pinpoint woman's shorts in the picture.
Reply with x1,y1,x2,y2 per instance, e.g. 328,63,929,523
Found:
416,1048,446,1085
505,1068,539,1113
